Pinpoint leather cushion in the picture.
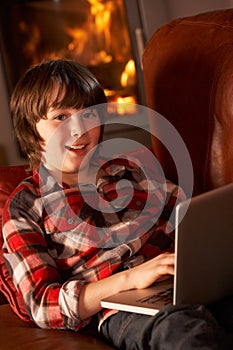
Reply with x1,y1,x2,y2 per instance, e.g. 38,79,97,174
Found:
0,165,31,321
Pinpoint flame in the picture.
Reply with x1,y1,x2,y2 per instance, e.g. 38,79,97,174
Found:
121,59,136,87
66,27,88,57
88,0,112,49
64,0,116,65
113,97,137,115
106,96,136,115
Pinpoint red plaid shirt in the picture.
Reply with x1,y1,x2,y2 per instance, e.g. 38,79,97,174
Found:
2,156,186,331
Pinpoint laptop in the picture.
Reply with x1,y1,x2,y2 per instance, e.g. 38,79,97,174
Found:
101,183,233,316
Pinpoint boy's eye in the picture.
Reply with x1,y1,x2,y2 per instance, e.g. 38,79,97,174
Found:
55,114,67,121
82,110,98,120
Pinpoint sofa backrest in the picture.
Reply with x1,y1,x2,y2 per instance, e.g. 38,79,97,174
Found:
142,9,233,195
0,165,30,245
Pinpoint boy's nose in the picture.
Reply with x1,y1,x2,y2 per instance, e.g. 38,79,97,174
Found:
70,114,86,138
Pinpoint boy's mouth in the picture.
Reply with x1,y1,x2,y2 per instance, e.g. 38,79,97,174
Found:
65,144,86,151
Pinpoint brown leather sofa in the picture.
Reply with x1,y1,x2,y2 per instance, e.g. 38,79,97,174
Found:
1,8,233,349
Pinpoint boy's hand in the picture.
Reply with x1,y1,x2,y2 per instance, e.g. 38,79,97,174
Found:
127,252,175,290
79,252,174,319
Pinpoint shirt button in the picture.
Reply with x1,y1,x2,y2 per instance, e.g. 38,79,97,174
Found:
136,201,142,206
67,218,74,225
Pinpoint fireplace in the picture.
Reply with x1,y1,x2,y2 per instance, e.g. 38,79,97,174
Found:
0,0,147,111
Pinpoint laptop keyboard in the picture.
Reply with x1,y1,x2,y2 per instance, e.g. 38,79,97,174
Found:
137,287,173,306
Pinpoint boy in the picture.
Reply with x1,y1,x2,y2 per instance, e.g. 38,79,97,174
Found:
2,59,231,349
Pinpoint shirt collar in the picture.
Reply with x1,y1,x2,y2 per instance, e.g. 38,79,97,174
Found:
32,156,135,196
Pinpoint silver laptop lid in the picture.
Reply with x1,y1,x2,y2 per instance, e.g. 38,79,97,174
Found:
174,183,233,306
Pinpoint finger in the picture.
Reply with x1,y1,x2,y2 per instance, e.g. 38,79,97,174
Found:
155,252,175,265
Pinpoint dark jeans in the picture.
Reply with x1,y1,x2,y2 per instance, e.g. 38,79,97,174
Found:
100,301,233,350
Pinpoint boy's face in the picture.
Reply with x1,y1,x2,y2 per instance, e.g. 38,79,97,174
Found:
36,105,101,183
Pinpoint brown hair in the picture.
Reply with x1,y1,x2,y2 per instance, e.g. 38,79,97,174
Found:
11,59,107,169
